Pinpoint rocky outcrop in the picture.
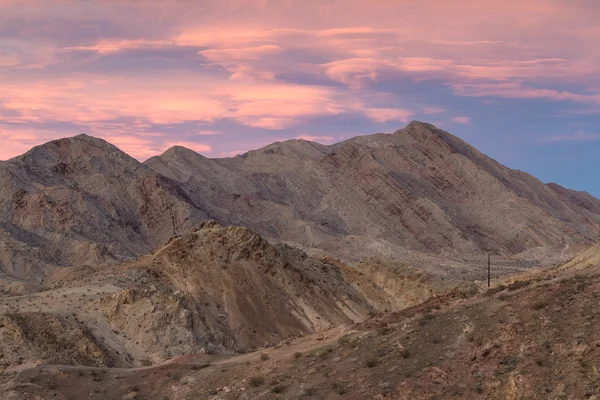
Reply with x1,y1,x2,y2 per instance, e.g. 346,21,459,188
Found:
0,312,111,367
115,222,375,358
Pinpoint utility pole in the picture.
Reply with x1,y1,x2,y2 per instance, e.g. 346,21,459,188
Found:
487,254,491,288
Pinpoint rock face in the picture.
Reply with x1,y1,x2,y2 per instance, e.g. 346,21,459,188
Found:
0,222,404,366
146,121,600,263
109,221,375,359
0,312,111,367
0,134,208,281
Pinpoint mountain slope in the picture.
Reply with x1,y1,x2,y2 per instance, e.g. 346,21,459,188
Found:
2,122,599,282
6,247,600,400
0,134,208,281
0,222,386,366
145,121,600,266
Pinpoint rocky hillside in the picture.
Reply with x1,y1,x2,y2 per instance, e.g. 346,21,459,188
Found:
0,122,598,282
4,246,600,399
0,221,473,368
147,121,600,264
0,134,208,281
108,221,378,358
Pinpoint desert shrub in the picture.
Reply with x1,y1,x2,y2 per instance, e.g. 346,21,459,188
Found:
377,325,392,336
272,385,286,393
364,358,379,368
249,376,264,387
332,382,347,395
499,355,519,372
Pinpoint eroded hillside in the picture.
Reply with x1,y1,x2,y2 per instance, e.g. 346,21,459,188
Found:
147,121,600,267
0,222,470,370
4,248,600,399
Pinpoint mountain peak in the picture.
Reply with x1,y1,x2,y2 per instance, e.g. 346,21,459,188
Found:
7,133,141,176
50,133,117,149
400,120,447,139
160,145,205,161
405,120,439,131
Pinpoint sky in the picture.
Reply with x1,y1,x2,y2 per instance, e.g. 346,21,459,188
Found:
1,0,600,194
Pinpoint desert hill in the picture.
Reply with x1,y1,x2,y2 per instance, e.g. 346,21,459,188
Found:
0,122,597,283
0,123,599,398
147,121,600,267
0,221,472,369
0,134,208,281
3,242,600,399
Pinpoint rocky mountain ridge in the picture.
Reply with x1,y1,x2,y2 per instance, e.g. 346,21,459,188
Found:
1,122,599,282
146,121,600,266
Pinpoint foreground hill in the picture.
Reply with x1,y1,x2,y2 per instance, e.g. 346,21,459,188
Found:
0,222,470,368
3,245,600,399
146,121,600,266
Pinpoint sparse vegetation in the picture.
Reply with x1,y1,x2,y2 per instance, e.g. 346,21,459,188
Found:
249,376,265,387
332,382,347,395
271,384,286,393
364,358,379,368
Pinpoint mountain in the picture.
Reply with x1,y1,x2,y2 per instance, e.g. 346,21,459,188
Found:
146,121,600,268
0,134,208,281
2,121,600,283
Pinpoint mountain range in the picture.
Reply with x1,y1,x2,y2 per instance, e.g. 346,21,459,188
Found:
1,121,599,284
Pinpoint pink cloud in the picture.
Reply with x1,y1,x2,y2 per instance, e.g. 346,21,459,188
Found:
452,116,472,125
1,0,600,159
200,45,283,61
323,58,389,88
67,40,173,55
422,107,446,114
452,83,600,104
224,83,345,128
365,108,413,123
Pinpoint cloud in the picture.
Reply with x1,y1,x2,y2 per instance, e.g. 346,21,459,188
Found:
224,83,346,128
452,116,472,125
196,130,222,135
67,40,174,55
452,83,600,104
323,58,389,88
1,0,600,163
365,108,413,123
